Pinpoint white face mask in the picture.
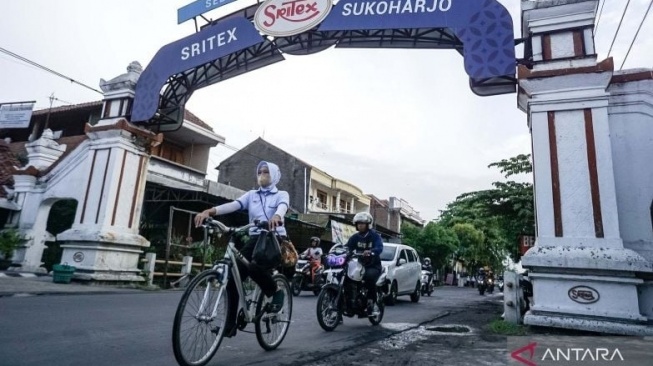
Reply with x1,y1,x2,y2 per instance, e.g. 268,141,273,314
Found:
257,174,271,187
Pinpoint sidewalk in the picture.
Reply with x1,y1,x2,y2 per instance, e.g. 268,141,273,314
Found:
0,271,151,297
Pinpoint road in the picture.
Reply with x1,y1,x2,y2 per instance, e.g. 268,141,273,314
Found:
0,286,504,366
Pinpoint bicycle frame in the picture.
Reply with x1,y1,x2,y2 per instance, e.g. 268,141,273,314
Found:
196,222,279,325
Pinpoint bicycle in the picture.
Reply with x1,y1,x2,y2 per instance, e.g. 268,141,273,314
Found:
172,218,293,366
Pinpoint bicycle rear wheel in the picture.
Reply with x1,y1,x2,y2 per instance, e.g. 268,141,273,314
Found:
255,274,292,351
172,270,229,366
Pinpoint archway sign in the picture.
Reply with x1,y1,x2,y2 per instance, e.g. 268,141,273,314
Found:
132,0,516,130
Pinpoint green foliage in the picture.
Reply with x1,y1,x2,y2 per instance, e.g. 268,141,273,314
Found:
438,154,534,267
488,319,528,335
0,229,22,258
401,221,458,270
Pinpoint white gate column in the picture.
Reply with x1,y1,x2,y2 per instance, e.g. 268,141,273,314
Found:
519,0,652,335
57,62,162,282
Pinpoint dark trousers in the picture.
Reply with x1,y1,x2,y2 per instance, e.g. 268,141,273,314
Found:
226,235,277,328
363,266,381,301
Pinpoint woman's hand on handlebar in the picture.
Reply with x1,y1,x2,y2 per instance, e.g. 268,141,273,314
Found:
269,214,283,231
194,209,213,228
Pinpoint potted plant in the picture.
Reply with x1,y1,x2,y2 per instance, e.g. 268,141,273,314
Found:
0,229,21,270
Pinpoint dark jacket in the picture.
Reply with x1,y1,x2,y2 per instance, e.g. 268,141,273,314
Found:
346,229,383,269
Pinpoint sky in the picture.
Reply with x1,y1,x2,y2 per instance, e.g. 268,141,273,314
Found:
1,0,652,222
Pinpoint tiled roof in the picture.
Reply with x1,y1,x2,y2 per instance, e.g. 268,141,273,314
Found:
38,135,89,176
2,135,90,182
183,110,213,131
0,140,20,198
32,101,103,116
33,100,213,132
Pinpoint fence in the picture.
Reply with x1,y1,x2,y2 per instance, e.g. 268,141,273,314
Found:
141,252,212,287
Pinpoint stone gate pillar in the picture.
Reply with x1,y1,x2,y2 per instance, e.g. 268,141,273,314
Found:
57,62,162,282
8,131,66,273
519,0,652,334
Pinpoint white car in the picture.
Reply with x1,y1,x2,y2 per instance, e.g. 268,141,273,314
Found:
380,243,422,305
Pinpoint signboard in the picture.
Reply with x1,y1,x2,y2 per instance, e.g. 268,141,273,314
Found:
0,101,35,129
132,17,264,122
254,0,334,37
519,235,535,256
330,220,357,245
177,0,238,24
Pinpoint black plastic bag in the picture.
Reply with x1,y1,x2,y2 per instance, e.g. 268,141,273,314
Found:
252,232,281,269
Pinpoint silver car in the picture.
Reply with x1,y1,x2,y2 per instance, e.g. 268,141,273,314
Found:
380,243,422,305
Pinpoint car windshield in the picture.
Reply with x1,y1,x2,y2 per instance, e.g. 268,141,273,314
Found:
380,246,397,261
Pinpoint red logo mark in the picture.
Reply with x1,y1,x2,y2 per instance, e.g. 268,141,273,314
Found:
263,0,319,27
511,342,537,366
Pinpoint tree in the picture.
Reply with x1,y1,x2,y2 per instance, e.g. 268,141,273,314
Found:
439,154,534,265
401,221,458,271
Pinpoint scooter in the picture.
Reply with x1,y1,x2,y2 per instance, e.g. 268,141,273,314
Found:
478,276,495,295
292,257,324,296
420,270,434,296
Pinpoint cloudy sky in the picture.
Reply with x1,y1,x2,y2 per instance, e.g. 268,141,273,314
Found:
1,0,651,221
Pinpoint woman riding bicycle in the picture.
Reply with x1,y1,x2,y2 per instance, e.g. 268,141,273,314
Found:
194,160,288,338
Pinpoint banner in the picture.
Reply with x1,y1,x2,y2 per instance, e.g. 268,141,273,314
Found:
0,102,35,129
330,220,357,245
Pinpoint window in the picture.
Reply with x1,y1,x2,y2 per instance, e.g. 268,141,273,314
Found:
151,141,184,165
406,250,417,262
316,190,328,209
399,250,409,263
340,199,352,213
380,246,397,261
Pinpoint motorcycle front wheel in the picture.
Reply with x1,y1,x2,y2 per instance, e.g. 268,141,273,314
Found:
316,287,340,331
368,293,385,326
291,276,302,296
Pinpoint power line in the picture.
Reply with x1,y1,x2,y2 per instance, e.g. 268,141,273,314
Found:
594,0,606,36
620,0,653,70
607,0,632,58
50,96,73,105
0,46,103,95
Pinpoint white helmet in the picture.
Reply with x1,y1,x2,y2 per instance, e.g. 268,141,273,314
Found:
352,212,373,225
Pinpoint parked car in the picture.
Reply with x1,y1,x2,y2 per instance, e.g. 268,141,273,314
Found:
379,243,422,305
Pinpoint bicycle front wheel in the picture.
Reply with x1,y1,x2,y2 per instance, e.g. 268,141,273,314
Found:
255,273,292,351
172,270,229,366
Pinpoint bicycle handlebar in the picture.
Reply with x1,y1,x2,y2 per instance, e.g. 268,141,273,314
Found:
202,218,282,233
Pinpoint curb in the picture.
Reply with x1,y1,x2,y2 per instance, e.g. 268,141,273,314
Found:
0,272,49,278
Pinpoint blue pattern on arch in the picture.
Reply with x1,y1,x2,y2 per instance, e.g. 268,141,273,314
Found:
319,0,515,79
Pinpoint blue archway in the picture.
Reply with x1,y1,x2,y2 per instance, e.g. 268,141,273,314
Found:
132,0,517,131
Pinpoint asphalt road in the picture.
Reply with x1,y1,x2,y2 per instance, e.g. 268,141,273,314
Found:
0,286,503,366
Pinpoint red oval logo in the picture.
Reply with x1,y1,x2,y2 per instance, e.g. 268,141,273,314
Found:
254,0,333,37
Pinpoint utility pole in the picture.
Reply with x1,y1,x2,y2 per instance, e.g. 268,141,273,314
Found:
44,93,55,130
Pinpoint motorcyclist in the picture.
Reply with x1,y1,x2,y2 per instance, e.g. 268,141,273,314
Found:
301,236,323,284
421,257,433,285
477,267,486,287
345,212,383,316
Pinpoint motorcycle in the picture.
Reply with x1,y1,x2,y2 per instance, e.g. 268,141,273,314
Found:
316,252,389,331
420,270,434,296
292,256,325,296
478,276,495,295
520,272,533,315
